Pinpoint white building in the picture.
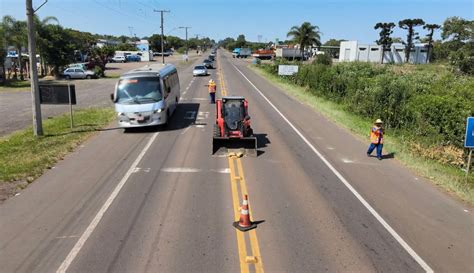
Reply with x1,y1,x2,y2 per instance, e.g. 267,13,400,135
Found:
339,41,429,64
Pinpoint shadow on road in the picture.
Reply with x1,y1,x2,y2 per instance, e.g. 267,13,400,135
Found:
255,133,270,157
382,152,396,159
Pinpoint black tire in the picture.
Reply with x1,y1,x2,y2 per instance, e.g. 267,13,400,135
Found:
86,75,91,79
65,75,71,80
213,124,220,138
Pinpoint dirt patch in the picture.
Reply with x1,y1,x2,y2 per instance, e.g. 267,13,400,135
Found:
0,180,29,204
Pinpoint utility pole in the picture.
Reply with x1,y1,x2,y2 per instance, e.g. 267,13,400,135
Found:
153,9,170,64
26,0,47,136
179,26,191,59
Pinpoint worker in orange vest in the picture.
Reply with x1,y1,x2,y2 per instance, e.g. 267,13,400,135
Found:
207,79,217,104
367,119,384,160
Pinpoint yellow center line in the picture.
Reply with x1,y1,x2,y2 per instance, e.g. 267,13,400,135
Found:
219,52,264,273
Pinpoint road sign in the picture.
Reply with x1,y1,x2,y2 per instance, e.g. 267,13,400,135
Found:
278,65,299,76
465,117,474,148
39,84,76,105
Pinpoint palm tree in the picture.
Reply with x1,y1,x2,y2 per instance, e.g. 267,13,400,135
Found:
287,22,321,60
34,15,59,76
2,16,27,80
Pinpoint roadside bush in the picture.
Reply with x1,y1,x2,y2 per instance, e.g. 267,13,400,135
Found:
449,42,474,75
94,66,104,77
268,60,474,155
312,53,332,65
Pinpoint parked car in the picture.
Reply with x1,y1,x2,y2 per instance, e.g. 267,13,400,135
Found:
193,65,208,76
111,55,126,63
208,54,215,61
67,63,88,70
203,59,214,69
62,68,96,79
125,55,141,62
153,50,173,57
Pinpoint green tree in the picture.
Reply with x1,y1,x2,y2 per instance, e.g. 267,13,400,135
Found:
0,24,6,83
89,45,115,76
423,23,441,62
441,16,474,43
116,43,137,51
235,34,247,48
287,22,322,59
374,22,396,63
37,24,75,77
34,15,59,76
2,16,27,80
322,39,344,58
398,19,425,63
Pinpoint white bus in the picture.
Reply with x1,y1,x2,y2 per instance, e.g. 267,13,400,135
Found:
111,63,180,128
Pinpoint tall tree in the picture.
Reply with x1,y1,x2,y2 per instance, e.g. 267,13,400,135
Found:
235,34,247,48
2,16,27,80
423,23,441,63
441,16,473,43
398,18,425,63
374,22,396,63
287,22,322,59
0,23,6,84
37,24,75,77
34,15,59,76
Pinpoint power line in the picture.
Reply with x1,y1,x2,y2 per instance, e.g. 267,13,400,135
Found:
153,9,171,64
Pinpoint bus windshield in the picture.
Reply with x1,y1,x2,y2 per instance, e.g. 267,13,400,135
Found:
116,77,162,104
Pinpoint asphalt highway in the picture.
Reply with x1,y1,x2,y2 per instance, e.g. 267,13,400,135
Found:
0,49,472,273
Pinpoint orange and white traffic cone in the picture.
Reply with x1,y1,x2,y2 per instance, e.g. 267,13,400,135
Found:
233,194,257,232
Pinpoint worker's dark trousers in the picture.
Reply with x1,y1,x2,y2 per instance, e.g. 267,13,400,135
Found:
209,93,215,104
367,143,383,159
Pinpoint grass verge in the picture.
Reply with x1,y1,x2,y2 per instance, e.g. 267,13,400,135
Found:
0,80,31,92
0,107,115,184
250,65,474,205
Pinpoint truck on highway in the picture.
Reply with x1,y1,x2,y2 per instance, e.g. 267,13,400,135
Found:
252,49,274,60
232,48,252,58
276,48,309,60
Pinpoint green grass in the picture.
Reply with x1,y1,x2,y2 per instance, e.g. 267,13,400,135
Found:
0,80,31,92
250,65,474,204
0,107,116,183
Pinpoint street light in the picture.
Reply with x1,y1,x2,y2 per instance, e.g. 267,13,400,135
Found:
179,26,191,59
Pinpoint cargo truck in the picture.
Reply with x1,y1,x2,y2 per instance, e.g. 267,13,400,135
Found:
275,48,309,60
232,48,252,58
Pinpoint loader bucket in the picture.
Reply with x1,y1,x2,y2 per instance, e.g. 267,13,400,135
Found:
212,136,257,157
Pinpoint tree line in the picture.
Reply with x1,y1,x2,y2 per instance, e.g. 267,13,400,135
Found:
0,14,214,83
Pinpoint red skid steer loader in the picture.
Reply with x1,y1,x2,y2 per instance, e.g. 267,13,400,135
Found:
212,97,257,156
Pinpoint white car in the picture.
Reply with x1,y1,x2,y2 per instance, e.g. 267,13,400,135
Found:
193,65,208,76
112,55,126,63
63,68,96,79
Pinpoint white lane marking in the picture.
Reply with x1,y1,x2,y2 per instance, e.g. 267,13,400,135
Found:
341,158,354,164
161,168,230,174
56,235,78,239
232,63,434,273
56,133,159,273
162,167,200,173
327,146,335,150
212,168,230,174
184,111,197,120
196,125,205,128
463,209,469,213
180,127,191,135
132,167,141,173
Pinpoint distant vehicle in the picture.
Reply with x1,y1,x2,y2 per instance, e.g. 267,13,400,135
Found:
193,65,208,76
203,59,214,69
125,55,141,62
275,48,309,60
110,63,180,128
208,55,215,61
252,49,274,60
153,50,173,57
62,68,96,79
232,48,251,58
111,55,126,63
67,63,88,70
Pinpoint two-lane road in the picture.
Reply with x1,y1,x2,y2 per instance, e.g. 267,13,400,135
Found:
0,49,472,273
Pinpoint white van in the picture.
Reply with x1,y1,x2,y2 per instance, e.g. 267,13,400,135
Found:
111,64,180,128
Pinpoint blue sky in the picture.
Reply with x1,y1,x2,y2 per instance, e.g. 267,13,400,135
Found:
1,0,473,43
